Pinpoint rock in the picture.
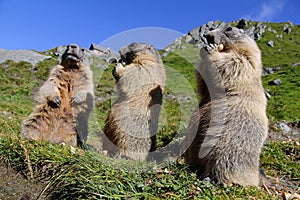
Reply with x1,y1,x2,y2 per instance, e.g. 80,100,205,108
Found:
267,40,275,47
55,45,68,57
283,24,292,34
193,43,204,49
268,78,281,86
291,131,299,136
164,20,272,56
184,35,194,44
262,66,282,76
0,49,51,66
277,122,291,133
172,38,182,47
236,19,247,29
277,34,283,38
245,26,256,39
254,23,267,40
187,21,227,45
267,27,277,34
188,27,201,41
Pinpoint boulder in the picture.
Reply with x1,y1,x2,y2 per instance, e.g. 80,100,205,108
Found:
267,40,275,47
277,122,291,133
0,49,51,66
283,24,292,34
268,78,281,86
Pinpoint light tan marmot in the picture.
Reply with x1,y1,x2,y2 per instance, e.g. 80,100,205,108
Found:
21,44,94,146
185,26,268,186
103,42,166,161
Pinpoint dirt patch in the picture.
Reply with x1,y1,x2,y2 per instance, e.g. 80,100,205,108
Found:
267,122,300,142
0,164,45,200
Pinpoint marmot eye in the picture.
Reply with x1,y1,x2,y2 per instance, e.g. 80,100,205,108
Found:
226,27,233,31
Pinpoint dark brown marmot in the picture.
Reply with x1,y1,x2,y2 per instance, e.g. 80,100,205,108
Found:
21,44,94,146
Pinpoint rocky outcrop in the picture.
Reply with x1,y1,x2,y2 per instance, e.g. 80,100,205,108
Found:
0,49,51,66
267,40,275,47
162,19,294,57
89,43,119,64
283,23,292,34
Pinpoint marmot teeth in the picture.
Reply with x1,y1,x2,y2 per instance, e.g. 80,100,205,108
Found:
218,44,224,52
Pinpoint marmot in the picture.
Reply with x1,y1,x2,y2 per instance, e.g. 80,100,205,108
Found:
184,26,268,186
21,44,94,146
103,42,166,161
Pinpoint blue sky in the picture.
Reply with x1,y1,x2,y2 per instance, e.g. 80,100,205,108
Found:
0,0,299,51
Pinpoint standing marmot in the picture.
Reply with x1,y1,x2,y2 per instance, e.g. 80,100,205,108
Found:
21,44,94,146
185,26,268,186
103,42,166,161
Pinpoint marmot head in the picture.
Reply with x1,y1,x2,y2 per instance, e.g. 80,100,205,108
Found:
204,26,256,52
203,26,262,74
61,44,85,68
119,42,162,66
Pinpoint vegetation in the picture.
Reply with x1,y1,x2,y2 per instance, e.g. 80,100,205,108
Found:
0,21,299,199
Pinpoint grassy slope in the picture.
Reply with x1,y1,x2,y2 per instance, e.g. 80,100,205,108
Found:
0,22,299,199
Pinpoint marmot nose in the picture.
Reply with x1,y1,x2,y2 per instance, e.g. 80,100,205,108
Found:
204,34,215,44
70,44,79,49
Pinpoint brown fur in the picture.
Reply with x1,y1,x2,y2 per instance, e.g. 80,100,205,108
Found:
21,44,94,146
185,26,268,186
103,43,166,161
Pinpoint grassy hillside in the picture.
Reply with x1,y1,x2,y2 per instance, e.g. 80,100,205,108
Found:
0,21,299,199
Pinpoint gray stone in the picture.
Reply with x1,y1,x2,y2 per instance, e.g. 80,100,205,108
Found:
277,34,283,38
188,27,201,41
267,40,275,47
268,78,281,86
254,23,266,40
193,43,204,49
262,66,282,76
245,27,256,39
236,19,247,29
291,131,299,136
283,24,292,34
0,49,51,66
267,27,277,34
184,35,193,44
172,38,182,47
277,122,291,133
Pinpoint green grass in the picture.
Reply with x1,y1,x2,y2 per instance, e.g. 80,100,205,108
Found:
0,130,279,199
261,141,300,180
257,23,300,67
262,64,300,122
0,21,299,199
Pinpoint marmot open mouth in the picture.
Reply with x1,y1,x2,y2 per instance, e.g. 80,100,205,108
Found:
204,43,225,52
66,53,80,62
205,33,224,52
